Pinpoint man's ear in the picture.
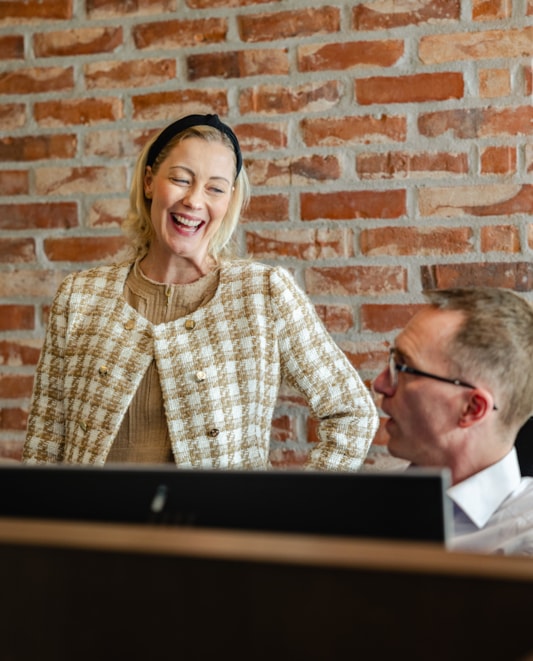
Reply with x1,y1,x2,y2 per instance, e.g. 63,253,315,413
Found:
458,390,493,428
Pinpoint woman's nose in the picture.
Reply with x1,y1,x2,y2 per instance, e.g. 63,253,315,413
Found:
183,186,203,209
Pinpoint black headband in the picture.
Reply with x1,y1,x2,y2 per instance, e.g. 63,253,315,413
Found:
145,113,242,177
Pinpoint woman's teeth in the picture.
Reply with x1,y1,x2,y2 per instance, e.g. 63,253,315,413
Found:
172,214,201,228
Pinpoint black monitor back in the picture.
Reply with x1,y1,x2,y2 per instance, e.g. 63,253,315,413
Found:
0,464,452,543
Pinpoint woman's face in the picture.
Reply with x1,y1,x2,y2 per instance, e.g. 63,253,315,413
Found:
143,136,235,271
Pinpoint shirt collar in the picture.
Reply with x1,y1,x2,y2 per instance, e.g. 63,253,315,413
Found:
447,448,521,528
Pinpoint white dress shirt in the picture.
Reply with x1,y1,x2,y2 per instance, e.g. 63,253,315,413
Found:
447,448,533,555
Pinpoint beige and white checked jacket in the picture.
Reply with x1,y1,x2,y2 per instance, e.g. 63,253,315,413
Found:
23,260,378,470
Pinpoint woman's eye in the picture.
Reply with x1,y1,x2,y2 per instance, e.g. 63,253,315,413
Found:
171,177,190,185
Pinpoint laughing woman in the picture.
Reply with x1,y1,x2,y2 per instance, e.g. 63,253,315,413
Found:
23,113,378,469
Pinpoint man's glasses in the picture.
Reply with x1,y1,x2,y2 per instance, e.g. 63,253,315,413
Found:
388,348,498,410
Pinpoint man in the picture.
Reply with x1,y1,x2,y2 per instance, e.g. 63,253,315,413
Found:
372,287,533,555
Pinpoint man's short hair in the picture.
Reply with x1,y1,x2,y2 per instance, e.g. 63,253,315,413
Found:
425,287,533,430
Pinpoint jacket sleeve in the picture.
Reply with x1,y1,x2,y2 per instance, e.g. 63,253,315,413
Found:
23,274,74,463
268,267,378,471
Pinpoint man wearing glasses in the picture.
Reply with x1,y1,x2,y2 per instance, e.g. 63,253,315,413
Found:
372,287,533,555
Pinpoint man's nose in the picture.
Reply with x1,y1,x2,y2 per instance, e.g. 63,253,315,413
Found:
373,365,395,397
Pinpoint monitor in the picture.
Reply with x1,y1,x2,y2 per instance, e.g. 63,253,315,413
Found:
0,464,452,543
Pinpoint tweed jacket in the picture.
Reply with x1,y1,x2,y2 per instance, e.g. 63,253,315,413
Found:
23,260,378,470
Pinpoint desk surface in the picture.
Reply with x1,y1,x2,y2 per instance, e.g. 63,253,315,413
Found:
1,515,532,582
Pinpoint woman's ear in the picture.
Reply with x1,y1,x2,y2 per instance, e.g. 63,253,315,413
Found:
144,166,153,199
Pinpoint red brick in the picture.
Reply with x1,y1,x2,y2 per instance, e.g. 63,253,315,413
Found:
33,27,122,57
0,239,35,264
473,0,512,21
0,440,24,462
241,194,289,222
315,304,354,333
238,7,340,43
0,134,76,162
356,72,464,105
0,202,78,230
270,448,308,469
87,0,175,17
0,67,73,94
526,145,533,175
84,129,153,159
525,64,532,96
479,68,510,98
419,27,533,63
187,0,272,6
133,18,226,50
305,266,406,296
481,225,520,253
235,122,288,152
43,235,128,262
0,375,34,399
298,40,403,72
239,81,341,115
361,304,426,333
419,106,533,139
0,305,34,331
360,226,473,256
246,228,354,260
85,59,176,90
88,199,129,229
421,262,533,291
132,90,228,121
0,171,29,196
353,0,460,30
35,166,127,196
341,341,390,372
0,269,69,298
0,0,72,22
0,340,42,366
0,103,25,130
419,184,533,217
0,408,28,432
480,146,516,174
357,151,468,179
528,0,533,15
0,35,24,60
270,414,297,443
34,98,122,127
301,190,406,221
246,155,340,186
301,115,406,146
187,49,289,81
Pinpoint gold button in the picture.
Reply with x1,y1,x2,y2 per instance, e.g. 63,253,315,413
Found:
185,319,196,330
98,365,108,376
124,320,135,330
195,370,206,382
80,421,88,432
207,428,219,437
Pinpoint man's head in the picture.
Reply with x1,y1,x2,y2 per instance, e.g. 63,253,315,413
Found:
373,287,533,483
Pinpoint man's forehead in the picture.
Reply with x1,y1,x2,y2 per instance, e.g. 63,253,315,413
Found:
395,307,463,356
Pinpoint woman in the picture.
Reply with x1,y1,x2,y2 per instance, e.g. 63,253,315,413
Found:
23,113,378,469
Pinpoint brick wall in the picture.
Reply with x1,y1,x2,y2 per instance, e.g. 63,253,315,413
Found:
0,0,532,465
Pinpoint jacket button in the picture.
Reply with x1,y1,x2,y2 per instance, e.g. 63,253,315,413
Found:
207,428,219,437
195,370,206,382
185,319,196,330
98,365,108,376
124,320,135,330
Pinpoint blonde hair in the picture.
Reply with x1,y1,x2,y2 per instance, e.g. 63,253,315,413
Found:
122,123,250,262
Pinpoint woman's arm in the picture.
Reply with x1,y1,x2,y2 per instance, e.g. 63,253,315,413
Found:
23,274,73,463
269,267,378,471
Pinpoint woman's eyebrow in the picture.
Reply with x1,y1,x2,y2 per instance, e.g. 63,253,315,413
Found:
168,165,231,184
